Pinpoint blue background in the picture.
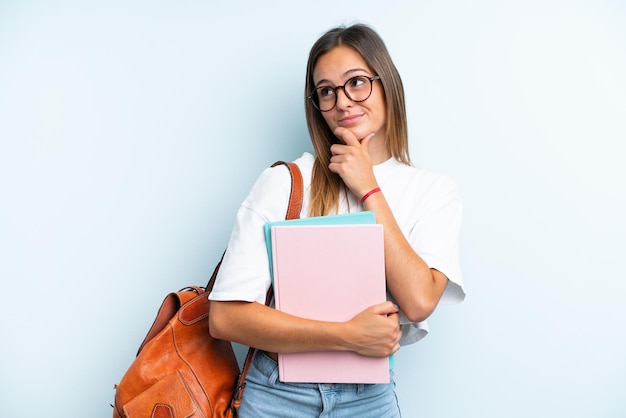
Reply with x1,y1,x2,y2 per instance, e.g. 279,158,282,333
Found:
1,1,625,416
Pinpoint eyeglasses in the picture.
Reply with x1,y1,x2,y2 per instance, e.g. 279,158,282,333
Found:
308,75,381,112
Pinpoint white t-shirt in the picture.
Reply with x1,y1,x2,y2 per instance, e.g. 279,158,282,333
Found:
210,152,465,345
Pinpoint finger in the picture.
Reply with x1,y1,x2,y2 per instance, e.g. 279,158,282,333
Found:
330,134,374,158
371,301,400,316
329,143,349,156
386,312,400,328
333,127,360,146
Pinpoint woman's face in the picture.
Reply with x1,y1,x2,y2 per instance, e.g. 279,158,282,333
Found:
312,45,386,143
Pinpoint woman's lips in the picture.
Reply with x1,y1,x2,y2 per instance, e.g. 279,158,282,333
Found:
338,114,363,126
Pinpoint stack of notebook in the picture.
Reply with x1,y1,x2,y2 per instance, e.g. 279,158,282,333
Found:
264,211,389,384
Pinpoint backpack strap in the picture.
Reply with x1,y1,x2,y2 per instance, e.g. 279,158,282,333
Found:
231,160,303,413
272,160,304,221
263,160,303,305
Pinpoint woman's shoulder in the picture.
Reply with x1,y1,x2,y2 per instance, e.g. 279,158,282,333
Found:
256,152,314,187
243,152,314,219
254,152,312,179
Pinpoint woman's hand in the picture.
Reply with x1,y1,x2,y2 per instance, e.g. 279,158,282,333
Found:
329,127,378,199
343,302,402,357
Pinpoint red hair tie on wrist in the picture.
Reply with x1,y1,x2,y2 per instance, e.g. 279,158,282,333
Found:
360,187,381,204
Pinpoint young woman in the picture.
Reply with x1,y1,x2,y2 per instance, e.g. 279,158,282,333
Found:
209,24,465,417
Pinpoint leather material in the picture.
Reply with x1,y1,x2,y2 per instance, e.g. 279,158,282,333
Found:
272,161,303,220
113,287,239,418
112,161,303,418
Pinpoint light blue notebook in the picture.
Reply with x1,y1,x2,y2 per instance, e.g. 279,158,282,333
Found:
263,211,395,369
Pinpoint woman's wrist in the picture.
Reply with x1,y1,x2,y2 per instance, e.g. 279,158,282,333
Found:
360,187,381,204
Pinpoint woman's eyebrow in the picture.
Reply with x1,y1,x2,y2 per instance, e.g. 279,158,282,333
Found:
344,68,370,77
314,68,371,87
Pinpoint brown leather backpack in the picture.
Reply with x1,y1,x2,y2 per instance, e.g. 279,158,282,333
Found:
112,161,303,418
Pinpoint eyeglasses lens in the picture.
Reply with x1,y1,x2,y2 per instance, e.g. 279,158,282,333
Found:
312,76,374,112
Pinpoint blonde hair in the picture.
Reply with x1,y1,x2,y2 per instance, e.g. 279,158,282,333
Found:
305,24,410,217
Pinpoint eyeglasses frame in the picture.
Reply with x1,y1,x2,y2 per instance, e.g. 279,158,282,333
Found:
307,75,381,112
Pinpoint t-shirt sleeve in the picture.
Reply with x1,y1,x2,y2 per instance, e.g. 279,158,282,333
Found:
209,165,291,304
409,174,465,304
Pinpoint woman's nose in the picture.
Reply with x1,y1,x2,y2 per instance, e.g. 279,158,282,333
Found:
335,87,353,110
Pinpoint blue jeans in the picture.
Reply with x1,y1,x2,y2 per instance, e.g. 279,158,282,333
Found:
238,350,402,417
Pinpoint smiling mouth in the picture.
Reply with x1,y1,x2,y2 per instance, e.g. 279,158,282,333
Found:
338,114,363,126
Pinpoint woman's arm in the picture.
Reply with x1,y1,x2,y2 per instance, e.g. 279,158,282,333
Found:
209,300,402,357
329,128,448,323
362,192,448,322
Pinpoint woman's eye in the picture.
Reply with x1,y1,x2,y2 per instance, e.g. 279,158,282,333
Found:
349,77,365,88
319,87,335,98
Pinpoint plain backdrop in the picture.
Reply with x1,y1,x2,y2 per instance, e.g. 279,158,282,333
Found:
1,1,625,417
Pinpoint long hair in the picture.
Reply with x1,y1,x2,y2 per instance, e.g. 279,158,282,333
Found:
305,24,410,217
